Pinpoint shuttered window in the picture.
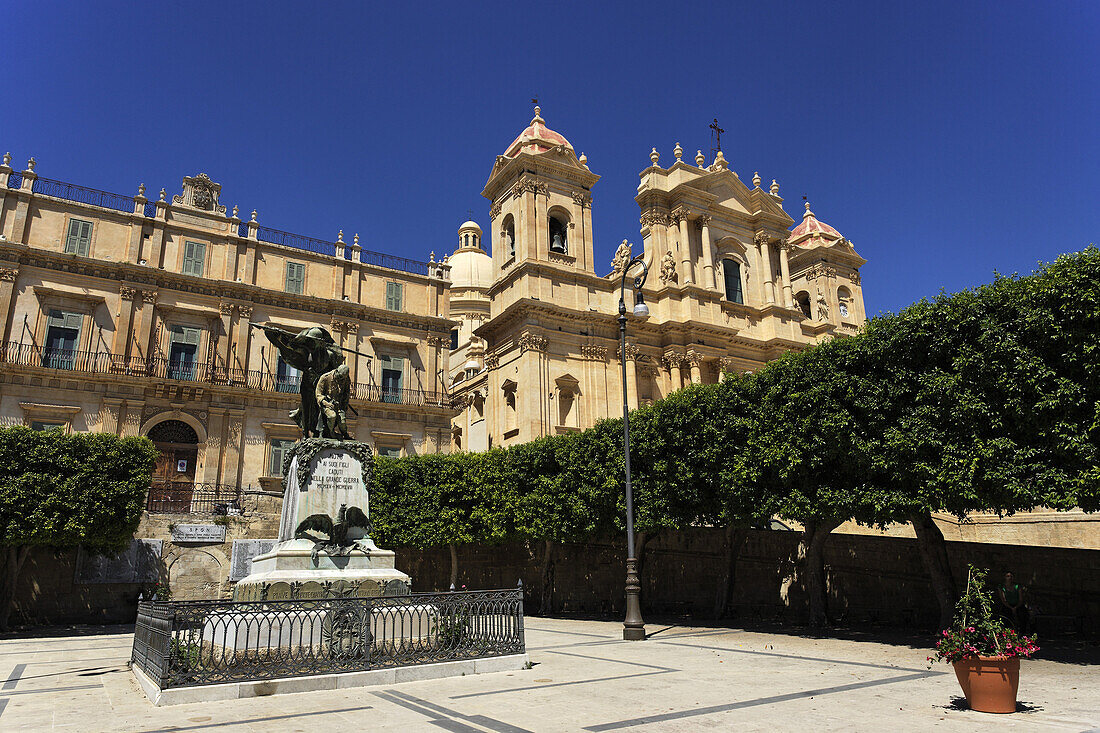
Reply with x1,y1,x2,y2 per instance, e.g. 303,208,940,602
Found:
269,438,295,476
182,240,206,277
380,355,404,402
285,262,305,294
385,282,403,311
44,309,82,370
168,325,201,381
64,218,93,256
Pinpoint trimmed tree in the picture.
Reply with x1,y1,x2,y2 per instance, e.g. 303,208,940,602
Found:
0,427,158,630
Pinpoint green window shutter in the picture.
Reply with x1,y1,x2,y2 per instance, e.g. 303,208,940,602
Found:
385,282,403,311
65,219,92,255
182,241,205,277
286,262,305,294
170,325,201,346
48,309,83,330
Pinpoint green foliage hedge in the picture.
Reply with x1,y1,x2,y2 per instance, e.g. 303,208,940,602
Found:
0,427,159,552
372,250,1100,549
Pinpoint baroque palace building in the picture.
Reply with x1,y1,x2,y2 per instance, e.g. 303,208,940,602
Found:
448,108,866,450
0,153,456,509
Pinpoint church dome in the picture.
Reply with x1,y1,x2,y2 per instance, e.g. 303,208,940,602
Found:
789,201,843,243
503,106,574,157
450,220,492,290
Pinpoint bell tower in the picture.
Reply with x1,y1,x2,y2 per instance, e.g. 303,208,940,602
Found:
482,106,600,277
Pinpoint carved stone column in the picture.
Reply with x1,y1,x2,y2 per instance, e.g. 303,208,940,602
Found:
98,397,123,435
218,302,234,371
663,351,684,393
0,266,19,343
234,304,253,374
686,350,704,384
778,241,794,308
133,290,158,360
222,410,245,488
673,208,694,285
718,356,737,381
755,231,776,305
697,215,715,290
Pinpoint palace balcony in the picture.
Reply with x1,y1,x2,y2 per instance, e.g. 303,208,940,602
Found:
0,341,456,410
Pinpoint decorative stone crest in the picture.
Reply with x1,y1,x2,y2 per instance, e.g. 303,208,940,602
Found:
173,173,226,214
610,239,632,277
571,191,592,207
807,263,838,281
518,332,548,353
659,251,677,285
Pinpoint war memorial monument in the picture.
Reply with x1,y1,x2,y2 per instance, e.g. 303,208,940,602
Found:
130,325,527,705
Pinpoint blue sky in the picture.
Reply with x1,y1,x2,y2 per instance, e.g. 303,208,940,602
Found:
6,1,1097,315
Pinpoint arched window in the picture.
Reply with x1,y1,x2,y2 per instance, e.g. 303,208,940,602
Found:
837,286,852,318
722,260,744,304
795,291,811,318
548,215,568,254
501,215,515,259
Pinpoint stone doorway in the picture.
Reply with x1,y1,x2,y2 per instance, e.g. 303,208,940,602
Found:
147,419,199,512
168,548,224,600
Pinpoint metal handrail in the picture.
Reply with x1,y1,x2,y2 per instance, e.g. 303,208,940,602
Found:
146,481,246,514
0,341,455,408
33,176,135,213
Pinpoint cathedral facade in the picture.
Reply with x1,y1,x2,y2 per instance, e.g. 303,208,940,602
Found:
448,108,867,451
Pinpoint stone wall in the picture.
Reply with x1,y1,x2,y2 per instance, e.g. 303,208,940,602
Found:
12,521,1099,636
394,528,1100,637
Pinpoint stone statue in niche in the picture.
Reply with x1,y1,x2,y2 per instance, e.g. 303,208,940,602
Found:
659,251,678,284
816,289,830,321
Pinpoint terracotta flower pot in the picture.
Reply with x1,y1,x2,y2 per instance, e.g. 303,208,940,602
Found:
952,656,1020,713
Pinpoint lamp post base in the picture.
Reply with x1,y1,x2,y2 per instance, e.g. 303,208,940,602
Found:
623,556,645,640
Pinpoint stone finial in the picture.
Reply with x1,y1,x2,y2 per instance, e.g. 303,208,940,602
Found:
650,147,660,165
579,152,588,167
532,105,543,122
770,179,780,196
695,150,705,167
159,188,167,202
429,251,436,263
353,233,360,247
804,200,813,217
337,229,344,243
1,152,10,167
232,204,239,218
673,142,683,160
26,157,36,172
138,182,146,197
250,209,258,222
713,150,727,170
753,171,761,187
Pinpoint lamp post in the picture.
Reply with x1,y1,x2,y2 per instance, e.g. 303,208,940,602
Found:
618,252,649,641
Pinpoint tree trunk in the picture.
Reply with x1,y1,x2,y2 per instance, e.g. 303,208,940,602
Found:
910,509,957,629
713,524,750,619
448,543,458,590
0,546,31,632
538,540,555,615
800,519,841,627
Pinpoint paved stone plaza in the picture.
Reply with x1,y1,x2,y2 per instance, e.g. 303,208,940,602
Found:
0,618,1096,732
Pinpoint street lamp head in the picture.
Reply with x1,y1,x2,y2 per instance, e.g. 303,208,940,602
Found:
632,289,650,318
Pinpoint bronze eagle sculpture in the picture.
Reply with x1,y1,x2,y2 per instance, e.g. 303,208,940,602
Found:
294,503,371,562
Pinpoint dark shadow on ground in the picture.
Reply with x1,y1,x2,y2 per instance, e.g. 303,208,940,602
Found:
0,623,134,641
941,696,1044,714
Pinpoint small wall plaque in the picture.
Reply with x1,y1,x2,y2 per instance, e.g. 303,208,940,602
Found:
171,524,226,544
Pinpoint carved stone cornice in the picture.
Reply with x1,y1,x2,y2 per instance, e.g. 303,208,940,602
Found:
489,201,502,219
662,351,685,370
669,206,690,223
618,342,641,361
639,210,664,228
753,230,772,247
425,334,446,348
695,214,712,229
518,331,548,353
571,191,592,208
484,352,499,369
807,263,838,281
512,176,549,200
850,270,861,286
120,285,139,301
236,303,253,318
218,301,234,315
686,349,706,366
139,289,158,305
0,267,18,282
580,344,608,361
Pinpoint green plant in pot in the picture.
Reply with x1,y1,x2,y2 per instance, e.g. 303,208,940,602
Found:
928,565,1038,713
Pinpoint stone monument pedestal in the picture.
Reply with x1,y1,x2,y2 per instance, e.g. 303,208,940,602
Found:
233,439,411,601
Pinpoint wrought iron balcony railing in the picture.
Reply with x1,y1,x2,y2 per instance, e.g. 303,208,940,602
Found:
146,481,247,515
0,341,455,409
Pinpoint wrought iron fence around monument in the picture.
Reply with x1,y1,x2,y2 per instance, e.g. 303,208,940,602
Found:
131,588,525,689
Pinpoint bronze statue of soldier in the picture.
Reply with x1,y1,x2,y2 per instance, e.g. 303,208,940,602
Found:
252,324,347,439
